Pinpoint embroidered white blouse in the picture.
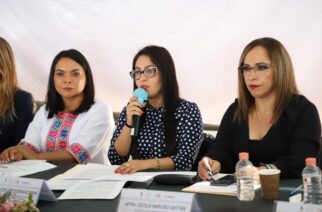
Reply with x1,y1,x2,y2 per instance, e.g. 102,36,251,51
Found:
20,101,114,164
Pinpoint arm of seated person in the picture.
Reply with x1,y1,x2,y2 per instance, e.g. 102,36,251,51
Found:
0,146,23,163
115,157,175,174
34,149,77,163
0,145,76,163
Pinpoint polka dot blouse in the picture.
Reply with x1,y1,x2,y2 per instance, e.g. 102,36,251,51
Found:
108,99,203,171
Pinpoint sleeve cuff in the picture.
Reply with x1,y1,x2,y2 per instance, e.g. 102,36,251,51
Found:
170,155,192,171
67,143,91,164
19,140,40,153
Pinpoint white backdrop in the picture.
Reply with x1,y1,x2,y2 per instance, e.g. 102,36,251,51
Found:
0,0,321,125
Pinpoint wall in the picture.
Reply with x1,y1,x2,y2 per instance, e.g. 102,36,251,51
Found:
1,0,321,124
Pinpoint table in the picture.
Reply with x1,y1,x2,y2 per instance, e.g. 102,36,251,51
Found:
27,163,301,212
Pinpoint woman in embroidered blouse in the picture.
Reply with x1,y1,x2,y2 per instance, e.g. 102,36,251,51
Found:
0,37,34,152
0,49,114,164
198,37,321,179
108,45,203,173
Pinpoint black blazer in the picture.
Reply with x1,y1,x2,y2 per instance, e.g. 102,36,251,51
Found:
0,89,34,152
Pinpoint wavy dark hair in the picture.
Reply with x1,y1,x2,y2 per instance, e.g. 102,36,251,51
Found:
46,49,95,118
132,45,180,155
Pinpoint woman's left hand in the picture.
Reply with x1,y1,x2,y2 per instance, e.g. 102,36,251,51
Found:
0,146,23,163
16,145,38,160
0,145,38,163
115,160,150,174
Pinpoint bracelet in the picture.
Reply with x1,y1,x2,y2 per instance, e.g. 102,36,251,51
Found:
124,122,133,128
155,157,161,170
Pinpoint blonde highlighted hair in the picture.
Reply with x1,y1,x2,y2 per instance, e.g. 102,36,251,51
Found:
234,37,299,124
0,37,18,122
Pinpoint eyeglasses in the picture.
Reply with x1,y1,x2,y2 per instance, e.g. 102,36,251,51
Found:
129,66,157,80
238,63,271,76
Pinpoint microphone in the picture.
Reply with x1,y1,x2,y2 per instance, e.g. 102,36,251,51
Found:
131,88,148,138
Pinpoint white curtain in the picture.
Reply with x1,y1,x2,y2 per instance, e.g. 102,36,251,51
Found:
1,0,321,124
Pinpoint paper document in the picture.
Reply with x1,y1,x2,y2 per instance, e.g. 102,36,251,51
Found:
274,201,322,212
47,174,86,190
58,180,126,200
63,163,196,182
0,160,56,177
62,164,153,182
48,163,196,191
47,164,86,190
182,174,260,196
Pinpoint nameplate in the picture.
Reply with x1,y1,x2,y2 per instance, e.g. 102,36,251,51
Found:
274,201,322,211
0,176,57,205
117,188,201,212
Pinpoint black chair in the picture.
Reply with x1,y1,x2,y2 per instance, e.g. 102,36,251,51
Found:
318,137,322,169
192,133,216,171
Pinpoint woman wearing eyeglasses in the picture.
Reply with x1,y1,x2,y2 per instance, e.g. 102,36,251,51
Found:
108,45,203,173
198,37,321,179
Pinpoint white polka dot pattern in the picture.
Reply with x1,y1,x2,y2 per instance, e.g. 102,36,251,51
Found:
108,99,203,170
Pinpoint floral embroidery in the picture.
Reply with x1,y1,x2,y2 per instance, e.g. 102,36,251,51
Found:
67,143,90,164
46,112,77,152
44,112,90,163
19,141,40,153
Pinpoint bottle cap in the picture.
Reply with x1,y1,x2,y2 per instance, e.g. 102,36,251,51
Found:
239,152,249,160
305,157,316,166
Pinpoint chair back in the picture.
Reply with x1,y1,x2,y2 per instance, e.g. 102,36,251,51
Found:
192,133,216,171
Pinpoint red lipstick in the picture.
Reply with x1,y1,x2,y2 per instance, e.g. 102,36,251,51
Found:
249,85,259,89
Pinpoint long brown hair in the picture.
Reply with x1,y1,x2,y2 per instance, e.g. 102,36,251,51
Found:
235,37,299,124
0,37,18,122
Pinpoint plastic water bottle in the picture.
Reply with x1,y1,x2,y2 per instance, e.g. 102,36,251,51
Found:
236,152,255,201
302,157,322,204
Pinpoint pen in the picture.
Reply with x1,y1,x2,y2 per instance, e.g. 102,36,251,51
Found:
289,184,303,196
205,160,215,180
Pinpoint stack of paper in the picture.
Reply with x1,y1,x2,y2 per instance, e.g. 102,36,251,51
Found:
58,180,126,200
62,163,196,181
182,174,260,196
47,163,196,200
0,160,56,177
